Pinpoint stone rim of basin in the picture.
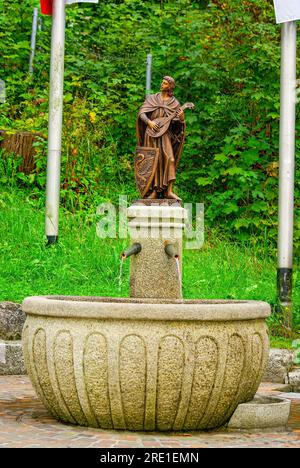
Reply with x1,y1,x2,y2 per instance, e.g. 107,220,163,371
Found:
23,296,271,321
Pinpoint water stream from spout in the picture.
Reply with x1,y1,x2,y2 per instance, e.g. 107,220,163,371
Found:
175,257,182,298
118,257,124,291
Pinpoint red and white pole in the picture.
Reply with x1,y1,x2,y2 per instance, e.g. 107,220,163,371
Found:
44,0,66,244
40,0,53,16
40,0,98,243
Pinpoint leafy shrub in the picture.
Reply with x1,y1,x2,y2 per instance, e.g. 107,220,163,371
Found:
0,0,299,252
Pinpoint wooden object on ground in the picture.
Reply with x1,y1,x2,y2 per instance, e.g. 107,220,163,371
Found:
0,130,45,174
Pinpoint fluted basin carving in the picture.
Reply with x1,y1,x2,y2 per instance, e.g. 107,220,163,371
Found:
22,296,270,431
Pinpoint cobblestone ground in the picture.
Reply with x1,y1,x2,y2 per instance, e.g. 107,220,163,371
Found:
0,376,299,448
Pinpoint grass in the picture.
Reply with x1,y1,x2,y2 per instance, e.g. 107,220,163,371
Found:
270,337,296,349
0,188,299,346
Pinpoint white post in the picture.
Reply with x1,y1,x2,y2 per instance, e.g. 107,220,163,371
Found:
277,21,297,328
29,7,39,76
146,53,152,97
38,16,43,32
45,0,66,244
0,80,5,104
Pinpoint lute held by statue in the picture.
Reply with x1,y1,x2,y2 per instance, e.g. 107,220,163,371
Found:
145,102,195,138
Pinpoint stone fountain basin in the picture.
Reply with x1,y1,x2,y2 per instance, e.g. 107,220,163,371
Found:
22,296,270,432
227,394,291,431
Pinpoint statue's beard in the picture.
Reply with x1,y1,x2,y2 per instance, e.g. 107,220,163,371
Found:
161,88,172,95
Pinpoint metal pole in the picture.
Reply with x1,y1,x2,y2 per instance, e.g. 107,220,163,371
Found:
277,21,297,328
29,7,38,76
38,16,43,32
45,0,66,244
146,53,152,97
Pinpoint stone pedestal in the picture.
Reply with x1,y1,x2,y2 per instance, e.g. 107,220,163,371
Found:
127,201,187,299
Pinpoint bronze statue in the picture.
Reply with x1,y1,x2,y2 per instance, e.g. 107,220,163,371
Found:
135,76,194,201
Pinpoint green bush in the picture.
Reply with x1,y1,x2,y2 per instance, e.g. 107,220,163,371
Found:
0,0,299,252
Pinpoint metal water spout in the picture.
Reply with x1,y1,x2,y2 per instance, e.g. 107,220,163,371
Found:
164,242,182,297
121,242,142,260
164,242,179,259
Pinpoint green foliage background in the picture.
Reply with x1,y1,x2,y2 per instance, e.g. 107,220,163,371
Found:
0,0,299,253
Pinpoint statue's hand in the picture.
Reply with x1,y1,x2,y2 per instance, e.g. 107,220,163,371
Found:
148,120,160,132
177,108,185,121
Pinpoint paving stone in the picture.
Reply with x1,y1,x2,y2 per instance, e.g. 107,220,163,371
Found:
0,302,25,341
0,375,299,447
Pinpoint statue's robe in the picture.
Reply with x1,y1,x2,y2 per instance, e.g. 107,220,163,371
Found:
136,93,185,195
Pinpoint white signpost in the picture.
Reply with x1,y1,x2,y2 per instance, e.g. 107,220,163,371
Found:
273,1,299,327
274,0,300,23
66,0,98,3
43,0,98,244
0,80,5,104
29,8,39,76
146,53,152,97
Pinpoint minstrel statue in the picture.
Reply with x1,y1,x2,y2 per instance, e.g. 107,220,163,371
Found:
135,76,194,201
